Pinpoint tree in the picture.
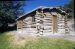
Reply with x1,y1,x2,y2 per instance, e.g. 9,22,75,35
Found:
63,0,74,19
0,1,26,32
64,0,74,10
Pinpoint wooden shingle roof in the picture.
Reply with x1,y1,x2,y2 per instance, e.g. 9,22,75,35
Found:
16,6,67,20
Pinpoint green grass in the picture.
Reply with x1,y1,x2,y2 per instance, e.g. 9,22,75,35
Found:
0,33,75,49
0,33,11,49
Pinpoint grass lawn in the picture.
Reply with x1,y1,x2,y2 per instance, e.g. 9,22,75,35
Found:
0,32,75,49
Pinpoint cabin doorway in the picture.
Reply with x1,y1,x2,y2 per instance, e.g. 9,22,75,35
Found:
52,15,57,33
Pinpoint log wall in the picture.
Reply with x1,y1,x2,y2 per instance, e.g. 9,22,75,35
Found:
17,9,69,34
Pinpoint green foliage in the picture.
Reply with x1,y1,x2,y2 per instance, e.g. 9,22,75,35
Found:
63,0,74,19
0,1,26,32
0,1,25,18
64,0,74,10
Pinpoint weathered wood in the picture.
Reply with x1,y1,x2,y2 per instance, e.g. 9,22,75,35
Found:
17,7,70,35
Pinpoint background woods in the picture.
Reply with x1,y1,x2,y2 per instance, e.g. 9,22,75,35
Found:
0,1,26,32
63,0,74,18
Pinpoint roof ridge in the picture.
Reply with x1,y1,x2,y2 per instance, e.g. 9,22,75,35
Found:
16,6,62,20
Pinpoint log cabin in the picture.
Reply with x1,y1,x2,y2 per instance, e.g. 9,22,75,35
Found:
16,6,70,35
